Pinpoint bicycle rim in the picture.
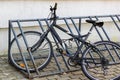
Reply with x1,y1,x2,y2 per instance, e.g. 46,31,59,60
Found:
81,41,120,80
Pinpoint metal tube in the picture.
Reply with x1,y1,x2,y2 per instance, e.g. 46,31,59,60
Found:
10,22,31,75
8,21,11,60
10,14,120,23
37,19,45,32
110,16,120,31
63,18,73,34
17,21,40,75
116,15,120,22
95,16,111,41
70,17,81,36
79,18,81,32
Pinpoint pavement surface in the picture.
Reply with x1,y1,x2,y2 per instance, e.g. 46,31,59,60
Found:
1,54,120,80
0,54,89,80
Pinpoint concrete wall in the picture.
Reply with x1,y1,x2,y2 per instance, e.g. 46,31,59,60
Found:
0,0,120,27
0,0,120,54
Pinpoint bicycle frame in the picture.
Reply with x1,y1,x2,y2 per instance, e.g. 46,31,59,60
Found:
31,3,104,59
31,19,104,59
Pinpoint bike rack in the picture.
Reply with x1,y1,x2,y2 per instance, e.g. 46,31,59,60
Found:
8,14,120,79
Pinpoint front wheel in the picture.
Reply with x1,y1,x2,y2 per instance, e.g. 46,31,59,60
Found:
81,41,120,80
9,31,53,72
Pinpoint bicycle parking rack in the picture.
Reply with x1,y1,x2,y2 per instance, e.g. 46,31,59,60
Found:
8,14,120,79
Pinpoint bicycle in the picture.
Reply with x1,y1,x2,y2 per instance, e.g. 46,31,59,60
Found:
9,3,120,80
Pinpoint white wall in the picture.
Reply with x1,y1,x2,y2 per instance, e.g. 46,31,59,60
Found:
0,0,120,54
0,0,120,28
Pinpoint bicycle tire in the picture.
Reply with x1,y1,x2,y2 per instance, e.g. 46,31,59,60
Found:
81,41,120,80
8,31,53,72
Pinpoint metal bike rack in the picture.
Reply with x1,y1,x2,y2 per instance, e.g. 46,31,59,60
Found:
8,14,120,79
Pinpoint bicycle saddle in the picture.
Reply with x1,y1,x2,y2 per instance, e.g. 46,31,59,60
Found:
86,20,104,27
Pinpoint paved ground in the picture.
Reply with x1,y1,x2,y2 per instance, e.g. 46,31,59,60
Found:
0,55,89,80
1,54,120,80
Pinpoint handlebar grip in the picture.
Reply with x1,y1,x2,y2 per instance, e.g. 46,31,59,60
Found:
54,3,57,10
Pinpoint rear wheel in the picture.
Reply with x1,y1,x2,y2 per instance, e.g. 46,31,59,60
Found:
81,41,120,80
9,31,53,72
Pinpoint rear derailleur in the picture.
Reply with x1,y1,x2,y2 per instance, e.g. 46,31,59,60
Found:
101,57,109,75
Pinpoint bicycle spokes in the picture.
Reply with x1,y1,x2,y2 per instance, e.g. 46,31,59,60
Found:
81,41,120,80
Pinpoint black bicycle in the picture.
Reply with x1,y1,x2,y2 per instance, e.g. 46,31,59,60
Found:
9,3,120,80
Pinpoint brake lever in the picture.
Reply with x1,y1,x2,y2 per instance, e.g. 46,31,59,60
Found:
50,6,53,11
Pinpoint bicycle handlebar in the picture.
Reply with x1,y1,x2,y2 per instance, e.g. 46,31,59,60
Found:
54,3,57,10
49,3,58,21
50,3,57,11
